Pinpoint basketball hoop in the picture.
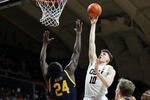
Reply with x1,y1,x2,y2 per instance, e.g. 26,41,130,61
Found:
36,0,67,27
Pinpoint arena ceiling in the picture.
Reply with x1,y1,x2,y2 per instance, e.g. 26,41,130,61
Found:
0,0,150,85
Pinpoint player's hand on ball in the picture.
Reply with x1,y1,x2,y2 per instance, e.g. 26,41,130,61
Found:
43,31,54,45
90,17,98,24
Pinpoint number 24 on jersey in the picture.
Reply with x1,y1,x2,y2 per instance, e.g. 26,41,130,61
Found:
53,80,70,96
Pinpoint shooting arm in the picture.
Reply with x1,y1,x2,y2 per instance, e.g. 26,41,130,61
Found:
89,23,97,64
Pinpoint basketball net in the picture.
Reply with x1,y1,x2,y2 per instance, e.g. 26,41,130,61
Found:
36,0,67,27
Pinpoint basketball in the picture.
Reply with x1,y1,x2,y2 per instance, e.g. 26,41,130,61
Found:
87,3,102,19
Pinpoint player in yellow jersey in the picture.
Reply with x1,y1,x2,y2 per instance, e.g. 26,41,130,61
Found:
40,19,82,100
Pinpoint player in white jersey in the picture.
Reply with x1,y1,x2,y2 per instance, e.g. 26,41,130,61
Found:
83,18,116,100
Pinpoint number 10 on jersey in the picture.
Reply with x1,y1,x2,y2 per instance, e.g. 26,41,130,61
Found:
89,76,97,84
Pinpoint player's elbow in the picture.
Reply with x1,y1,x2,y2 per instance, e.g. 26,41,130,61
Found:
40,55,45,65
103,81,112,88
40,55,43,62
107,82,112,88
107,71,116,87
40,60,43,67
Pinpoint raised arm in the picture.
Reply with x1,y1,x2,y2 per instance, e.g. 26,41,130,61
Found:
89,18,98,65
65,19,82,79
40,31,54,79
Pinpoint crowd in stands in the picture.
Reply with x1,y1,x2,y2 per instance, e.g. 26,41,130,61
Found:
0,44,47,99
0,43,43,80
0,85,48,100
0,87,31,100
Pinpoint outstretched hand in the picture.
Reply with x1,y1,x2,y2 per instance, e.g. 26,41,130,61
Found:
43,31,54,45
74,19,83,34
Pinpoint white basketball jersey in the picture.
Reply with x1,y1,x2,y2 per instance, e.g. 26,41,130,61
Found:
84,61,112,98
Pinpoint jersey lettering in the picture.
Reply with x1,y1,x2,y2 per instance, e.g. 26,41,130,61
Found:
89,69,101,75
53,80,70,96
